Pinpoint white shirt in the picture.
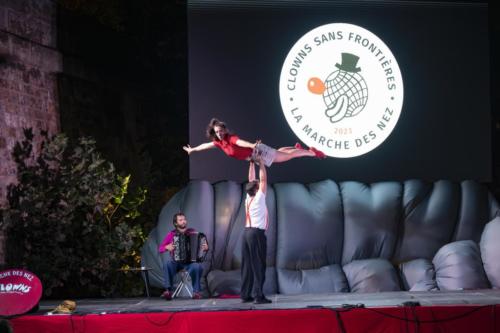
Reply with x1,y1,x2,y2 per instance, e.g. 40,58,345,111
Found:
245,190,268,230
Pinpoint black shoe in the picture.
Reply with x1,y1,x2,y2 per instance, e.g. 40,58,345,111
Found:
241,297,254,303
254,297,272,304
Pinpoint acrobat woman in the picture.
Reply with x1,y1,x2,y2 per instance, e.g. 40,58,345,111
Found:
183,118,326,167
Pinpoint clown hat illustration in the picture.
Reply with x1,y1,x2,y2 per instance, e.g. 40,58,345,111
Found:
335,53,361,73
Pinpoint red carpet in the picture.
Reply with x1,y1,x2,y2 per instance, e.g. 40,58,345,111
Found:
10,305,500,333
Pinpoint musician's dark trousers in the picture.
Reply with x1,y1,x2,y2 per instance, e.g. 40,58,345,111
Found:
241,227,267,299
162,257,203,292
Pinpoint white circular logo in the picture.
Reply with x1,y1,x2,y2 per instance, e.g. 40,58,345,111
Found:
279,23,404,158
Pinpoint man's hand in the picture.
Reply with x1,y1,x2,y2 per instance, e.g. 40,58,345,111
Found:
253,140,261,149
183,145,194,155
165,243,175,252
201,242,209,252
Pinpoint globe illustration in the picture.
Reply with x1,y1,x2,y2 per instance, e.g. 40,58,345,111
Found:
323,69,368,121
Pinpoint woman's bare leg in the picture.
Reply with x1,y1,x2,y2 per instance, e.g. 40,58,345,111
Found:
273,149,315,163
277,146,295,153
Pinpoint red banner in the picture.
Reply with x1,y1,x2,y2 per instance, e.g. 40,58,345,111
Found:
0,269,42,316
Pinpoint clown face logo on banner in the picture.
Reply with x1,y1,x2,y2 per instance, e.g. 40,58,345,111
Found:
279,23,404,158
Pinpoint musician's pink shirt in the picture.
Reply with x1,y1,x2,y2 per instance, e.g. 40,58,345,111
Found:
158,228,197,254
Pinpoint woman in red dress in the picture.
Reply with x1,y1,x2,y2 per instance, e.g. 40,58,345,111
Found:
183,118,325,167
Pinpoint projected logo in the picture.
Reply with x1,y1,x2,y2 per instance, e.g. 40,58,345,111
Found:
279,23,404,158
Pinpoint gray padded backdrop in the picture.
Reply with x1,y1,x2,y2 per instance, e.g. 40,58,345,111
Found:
141,179,500,296
480,216,500,288
433,240,490,290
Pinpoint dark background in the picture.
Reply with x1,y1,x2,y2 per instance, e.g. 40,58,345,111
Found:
54,0,500,199
188,0,491,184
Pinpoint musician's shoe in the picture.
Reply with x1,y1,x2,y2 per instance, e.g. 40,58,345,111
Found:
309,147,326,159
294,142,304,150
192,292,203,300
241,297,254,303
254,296,272,304
161,290,173,301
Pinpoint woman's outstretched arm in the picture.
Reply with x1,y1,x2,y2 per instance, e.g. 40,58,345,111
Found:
235,138,260,149
183,142,216,154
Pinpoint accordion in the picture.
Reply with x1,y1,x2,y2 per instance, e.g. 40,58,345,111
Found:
173,231,208,263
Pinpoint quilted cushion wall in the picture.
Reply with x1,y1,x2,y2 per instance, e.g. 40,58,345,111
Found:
433,240,490,290
480,217,500,288
141,179,499,295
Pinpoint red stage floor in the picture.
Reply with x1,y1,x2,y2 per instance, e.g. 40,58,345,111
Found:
9,305,500,333
6,290,500,333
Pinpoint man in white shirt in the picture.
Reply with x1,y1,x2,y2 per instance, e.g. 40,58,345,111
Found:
241,159,272,304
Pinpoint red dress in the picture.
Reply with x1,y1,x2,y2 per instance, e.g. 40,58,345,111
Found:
212,134,253,160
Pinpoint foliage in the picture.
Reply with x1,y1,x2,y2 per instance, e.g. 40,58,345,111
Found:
0,129,148,297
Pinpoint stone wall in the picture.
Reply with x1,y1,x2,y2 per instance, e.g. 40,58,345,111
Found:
0,0,61,264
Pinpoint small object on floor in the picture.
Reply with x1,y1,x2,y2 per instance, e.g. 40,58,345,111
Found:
401,301,420,307
52,300,77,314
241,297,254,303
192,292,203,300
254,297,272,304
161,290,173,301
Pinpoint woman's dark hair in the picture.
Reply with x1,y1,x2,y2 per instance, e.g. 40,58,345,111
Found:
172,212,185,227
206,118,230,141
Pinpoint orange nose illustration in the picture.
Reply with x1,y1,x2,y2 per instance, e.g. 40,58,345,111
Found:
307,77,326,95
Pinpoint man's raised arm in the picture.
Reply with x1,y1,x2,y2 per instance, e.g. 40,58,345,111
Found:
248,161,256,182
258,160,267,194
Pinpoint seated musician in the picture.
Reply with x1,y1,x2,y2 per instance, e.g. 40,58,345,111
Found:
158,212,209,300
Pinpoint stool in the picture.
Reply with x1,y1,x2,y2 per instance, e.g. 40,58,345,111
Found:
117,267,152,297
172,270,192,298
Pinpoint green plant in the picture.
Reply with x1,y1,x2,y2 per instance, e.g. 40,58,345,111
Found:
1,129,147,297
